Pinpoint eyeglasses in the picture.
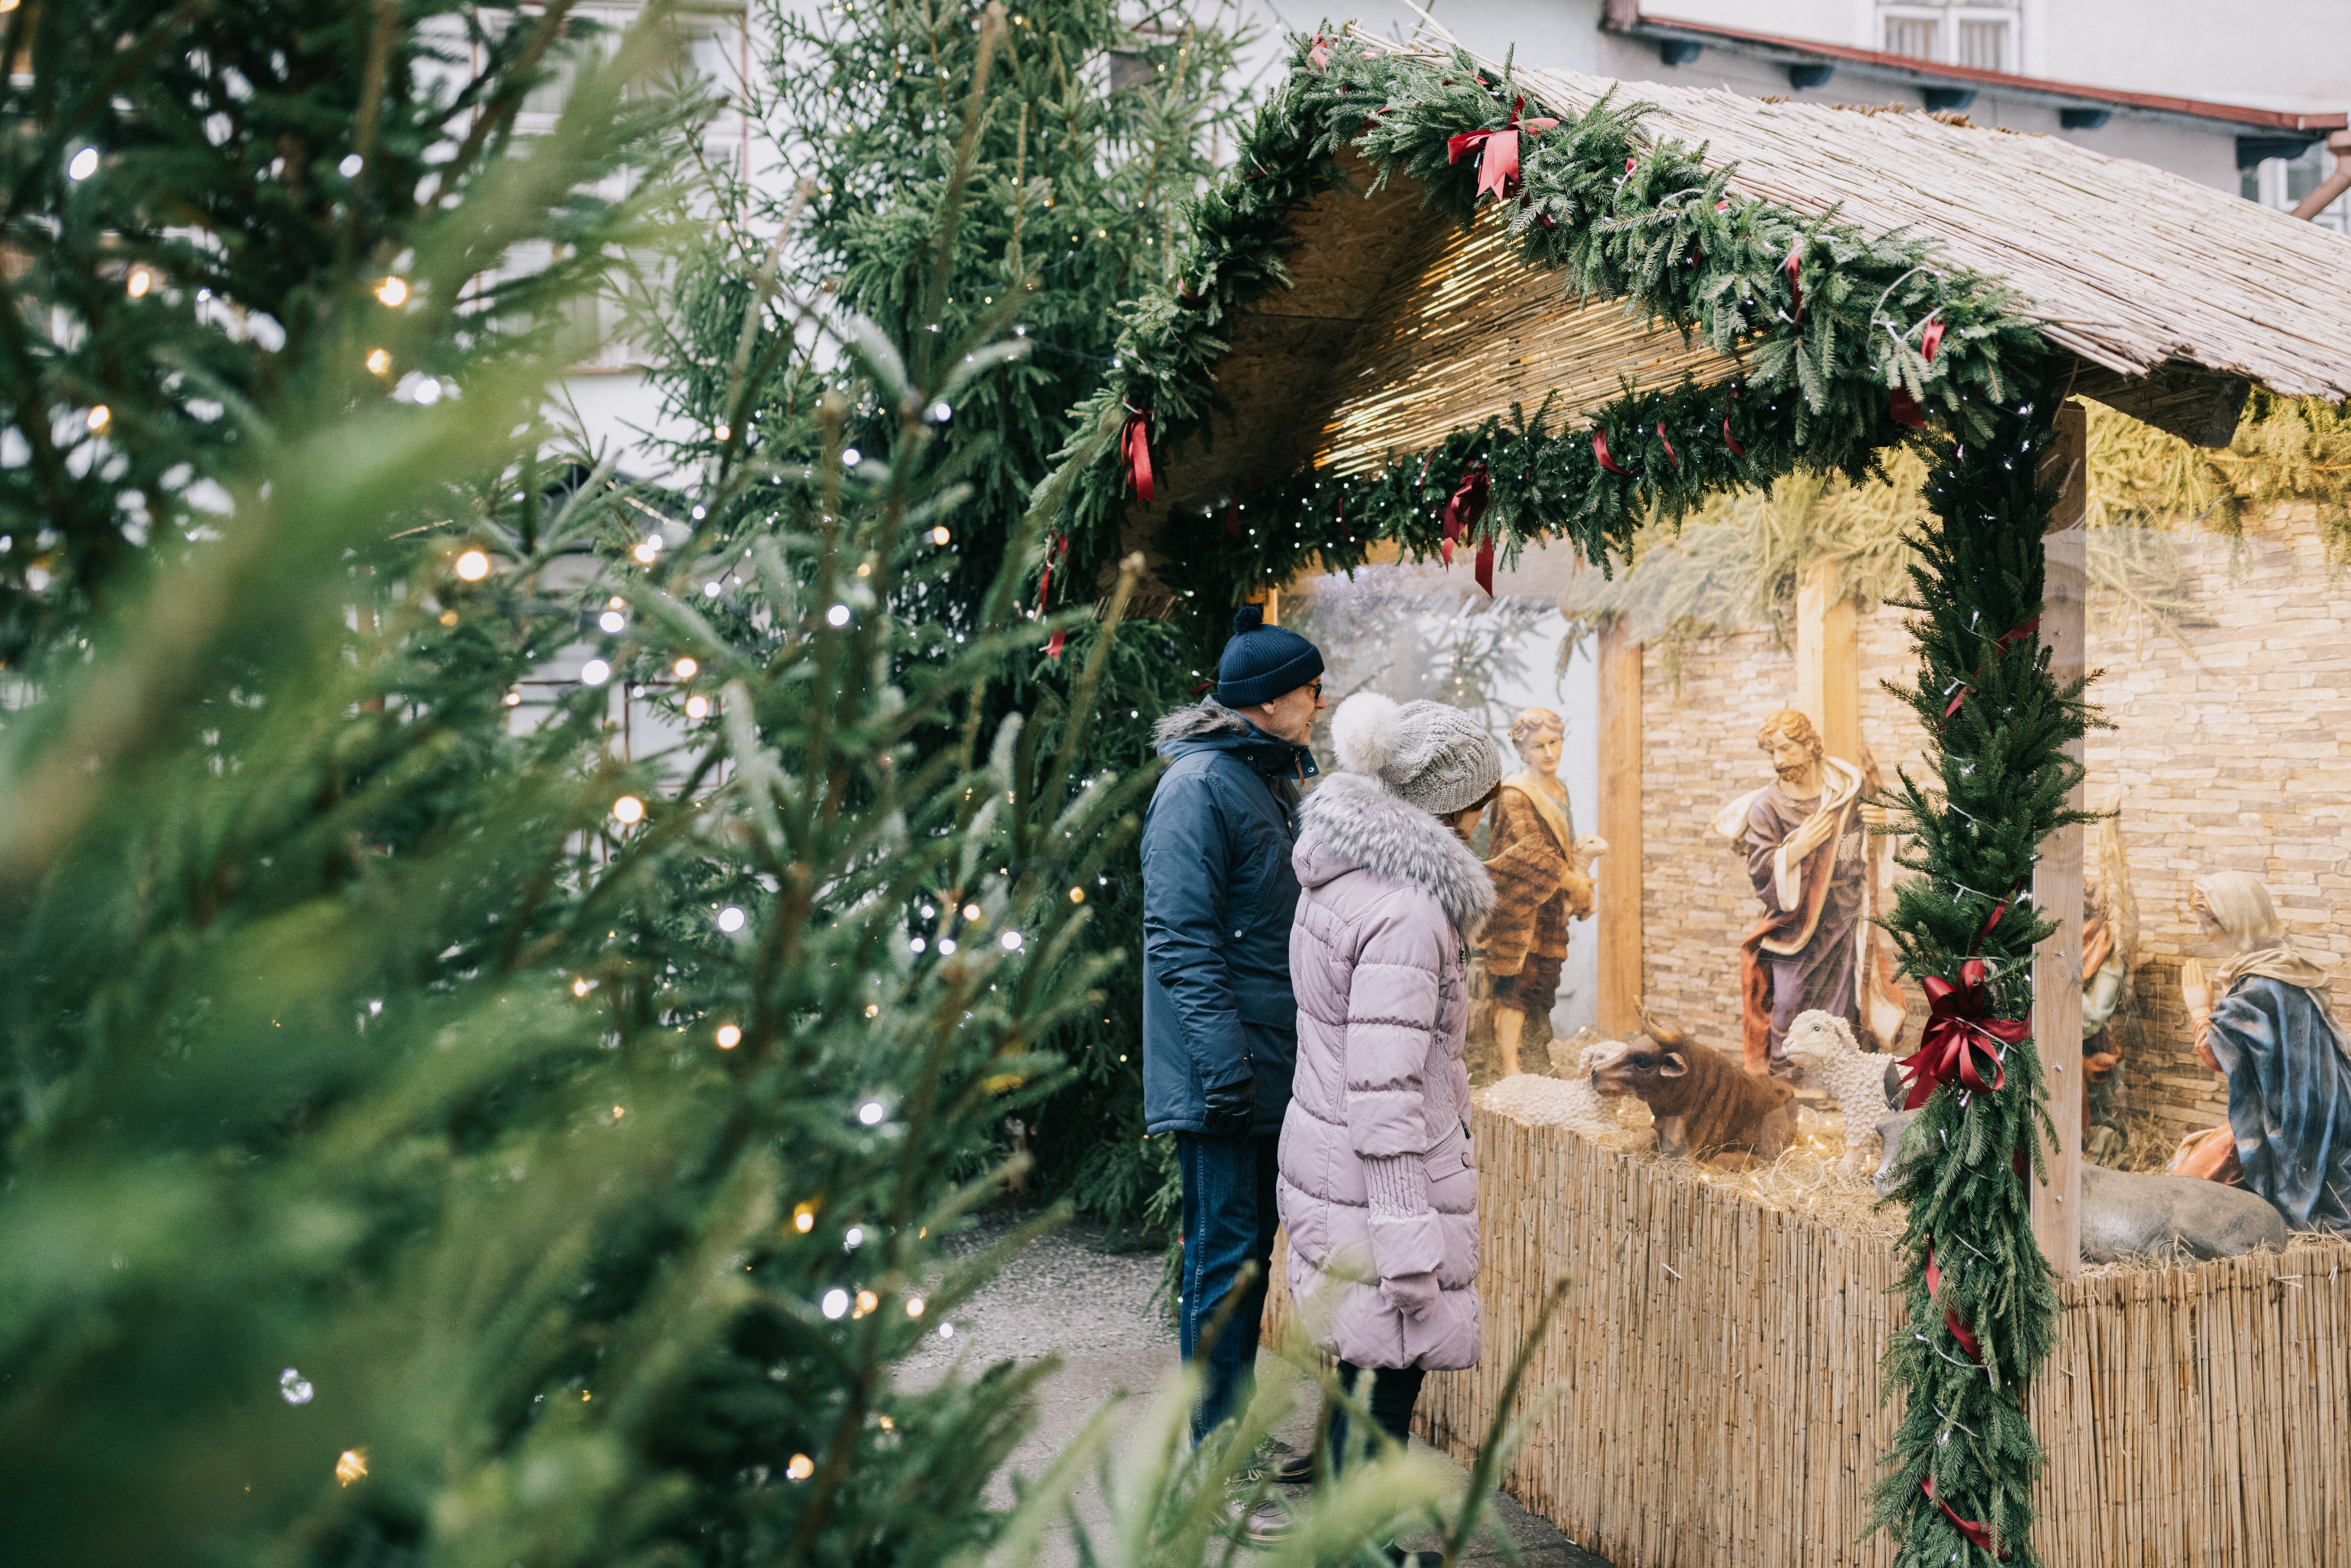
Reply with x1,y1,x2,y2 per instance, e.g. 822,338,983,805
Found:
1308,680,1324,701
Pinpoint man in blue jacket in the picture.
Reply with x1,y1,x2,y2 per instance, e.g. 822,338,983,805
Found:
1142,604,1324,1449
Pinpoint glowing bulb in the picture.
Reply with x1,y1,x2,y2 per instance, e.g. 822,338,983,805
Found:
864,1002,879,1017
931,526,951,546
365,347,390,375
930,401,952,421
821,1289,849,1319
792,1202,815,1230
905,1295,925,1317
1069,887,1085,903
786,1454,815,1480
685,693,710,719
845,1226,866,1248
962,904,982,922
67,147,98,181
631,540,658,565
86,405,109,432
335,1449,368,1486
713,421,731,440
126,268,151,298
854,1289,878,1317
454,549,490,581
611,794,645,825
376,276,408,307
717,906,746,933
841,446,861,466
599,609,626,634
938,1322,955,1339
572,977,593,998
338,153,363,177
826,604,851,627
673,656,698,679
580,659,610,685
857,1101,885,1126
717,1023,743,1049
1000,930,1023,952
703,581,722,597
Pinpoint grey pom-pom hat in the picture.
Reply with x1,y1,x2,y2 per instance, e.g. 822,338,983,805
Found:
1327,692,1502,815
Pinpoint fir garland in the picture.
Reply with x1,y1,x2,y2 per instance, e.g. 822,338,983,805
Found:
1873,393,2093,1566
1030,31,2103,1563
1042,33,2047,655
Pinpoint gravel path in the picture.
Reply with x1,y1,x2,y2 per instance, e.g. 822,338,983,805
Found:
900,1217,1612,1567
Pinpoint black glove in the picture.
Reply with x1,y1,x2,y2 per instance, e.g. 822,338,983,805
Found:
1201,1074,1257,1138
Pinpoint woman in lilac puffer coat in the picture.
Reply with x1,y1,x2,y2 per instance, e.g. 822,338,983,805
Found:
1278,692,1499,1475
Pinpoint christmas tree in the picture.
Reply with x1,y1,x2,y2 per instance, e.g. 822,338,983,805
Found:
633,0,1255,1239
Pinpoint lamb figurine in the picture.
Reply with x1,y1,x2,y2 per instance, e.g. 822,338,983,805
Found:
1781,1008,1898,1176
1480,1038,1624,1142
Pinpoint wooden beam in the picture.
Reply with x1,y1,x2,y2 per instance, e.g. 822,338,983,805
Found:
2030,400,2089,1280
1596,619,1644,1040
1794,560,1862,762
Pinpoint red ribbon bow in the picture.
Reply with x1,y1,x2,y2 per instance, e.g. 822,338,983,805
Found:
1889,387,1927,429
1924,1245,1982,1363
1591,428,1628,476
1308,34,1330,69
1656,421,1679,469
1783,240,1805,321
1899,959,2027,1110
1441,463,1489,568
1121,405,1154,503
1921,316,1947,363
1446,98,1559,202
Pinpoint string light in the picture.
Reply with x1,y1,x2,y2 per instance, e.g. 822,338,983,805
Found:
365,348,390,375
717,906,746,933
611,795,645,825
580,659,611,685
786,1454,815,1480
335,1449,368,1486
375,277,408,306
127,267,151,298
716,1023,742,1049
791,1202,815,1231
454,549,490,581
821,1289,849,1319
86,405,109,433
857,1101,885,1126
571,977,594,998
673,656,698,679
685,694,710,719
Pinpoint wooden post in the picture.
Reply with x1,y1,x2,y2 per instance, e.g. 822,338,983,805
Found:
1596,618,1644,1039
1794,561,1861,762
2030,401,2089,1279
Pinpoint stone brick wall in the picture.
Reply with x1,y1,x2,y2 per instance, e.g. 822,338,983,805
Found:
1632,503,2351,1148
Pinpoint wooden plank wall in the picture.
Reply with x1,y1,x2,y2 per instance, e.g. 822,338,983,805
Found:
1273,1105,2351,1568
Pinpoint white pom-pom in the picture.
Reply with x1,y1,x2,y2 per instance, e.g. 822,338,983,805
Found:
1331,691,1399,777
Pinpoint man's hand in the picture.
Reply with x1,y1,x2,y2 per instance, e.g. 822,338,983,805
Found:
1785,805,1838,862
1201,1074,1257,1137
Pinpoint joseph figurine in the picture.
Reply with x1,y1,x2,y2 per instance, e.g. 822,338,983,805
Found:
1481,708,1593,1078
1714,708,1904,1074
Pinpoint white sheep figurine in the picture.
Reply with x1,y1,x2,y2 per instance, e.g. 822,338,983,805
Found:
1480,1039,1624,1142
1780,1009,1901,1176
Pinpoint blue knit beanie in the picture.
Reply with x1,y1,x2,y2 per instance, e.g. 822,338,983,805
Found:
1215,605,1324,709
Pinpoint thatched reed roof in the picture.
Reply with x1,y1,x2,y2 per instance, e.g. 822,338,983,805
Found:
1157,34,2351,519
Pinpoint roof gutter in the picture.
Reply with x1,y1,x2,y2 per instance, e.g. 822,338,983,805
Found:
1604,7,2349,143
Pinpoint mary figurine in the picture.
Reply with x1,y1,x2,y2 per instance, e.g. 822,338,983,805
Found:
2184,872,2351,1232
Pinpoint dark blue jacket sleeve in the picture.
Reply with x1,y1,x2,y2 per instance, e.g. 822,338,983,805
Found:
1142,768,1251,1091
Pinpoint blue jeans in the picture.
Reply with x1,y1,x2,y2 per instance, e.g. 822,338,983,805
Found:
1176,1131,1280,1443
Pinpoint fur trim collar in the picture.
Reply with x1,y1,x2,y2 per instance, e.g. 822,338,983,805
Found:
1153,701,1257,746
1298,772,1495,937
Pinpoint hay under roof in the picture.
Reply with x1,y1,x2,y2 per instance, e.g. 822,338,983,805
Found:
1159,33,2351,517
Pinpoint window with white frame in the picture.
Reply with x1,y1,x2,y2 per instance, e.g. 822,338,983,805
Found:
2244,141,2350,236
1881,11,1938,60
1878,3,2019,70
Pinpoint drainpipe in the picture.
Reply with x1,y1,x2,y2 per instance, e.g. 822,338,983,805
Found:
2292,128,2351,220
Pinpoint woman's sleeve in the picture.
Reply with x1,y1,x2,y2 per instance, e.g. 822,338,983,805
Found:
1343,895,1445,1294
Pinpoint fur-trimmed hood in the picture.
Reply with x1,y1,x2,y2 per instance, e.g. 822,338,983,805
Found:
1296,772,1495,938
1153,700,1318,789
